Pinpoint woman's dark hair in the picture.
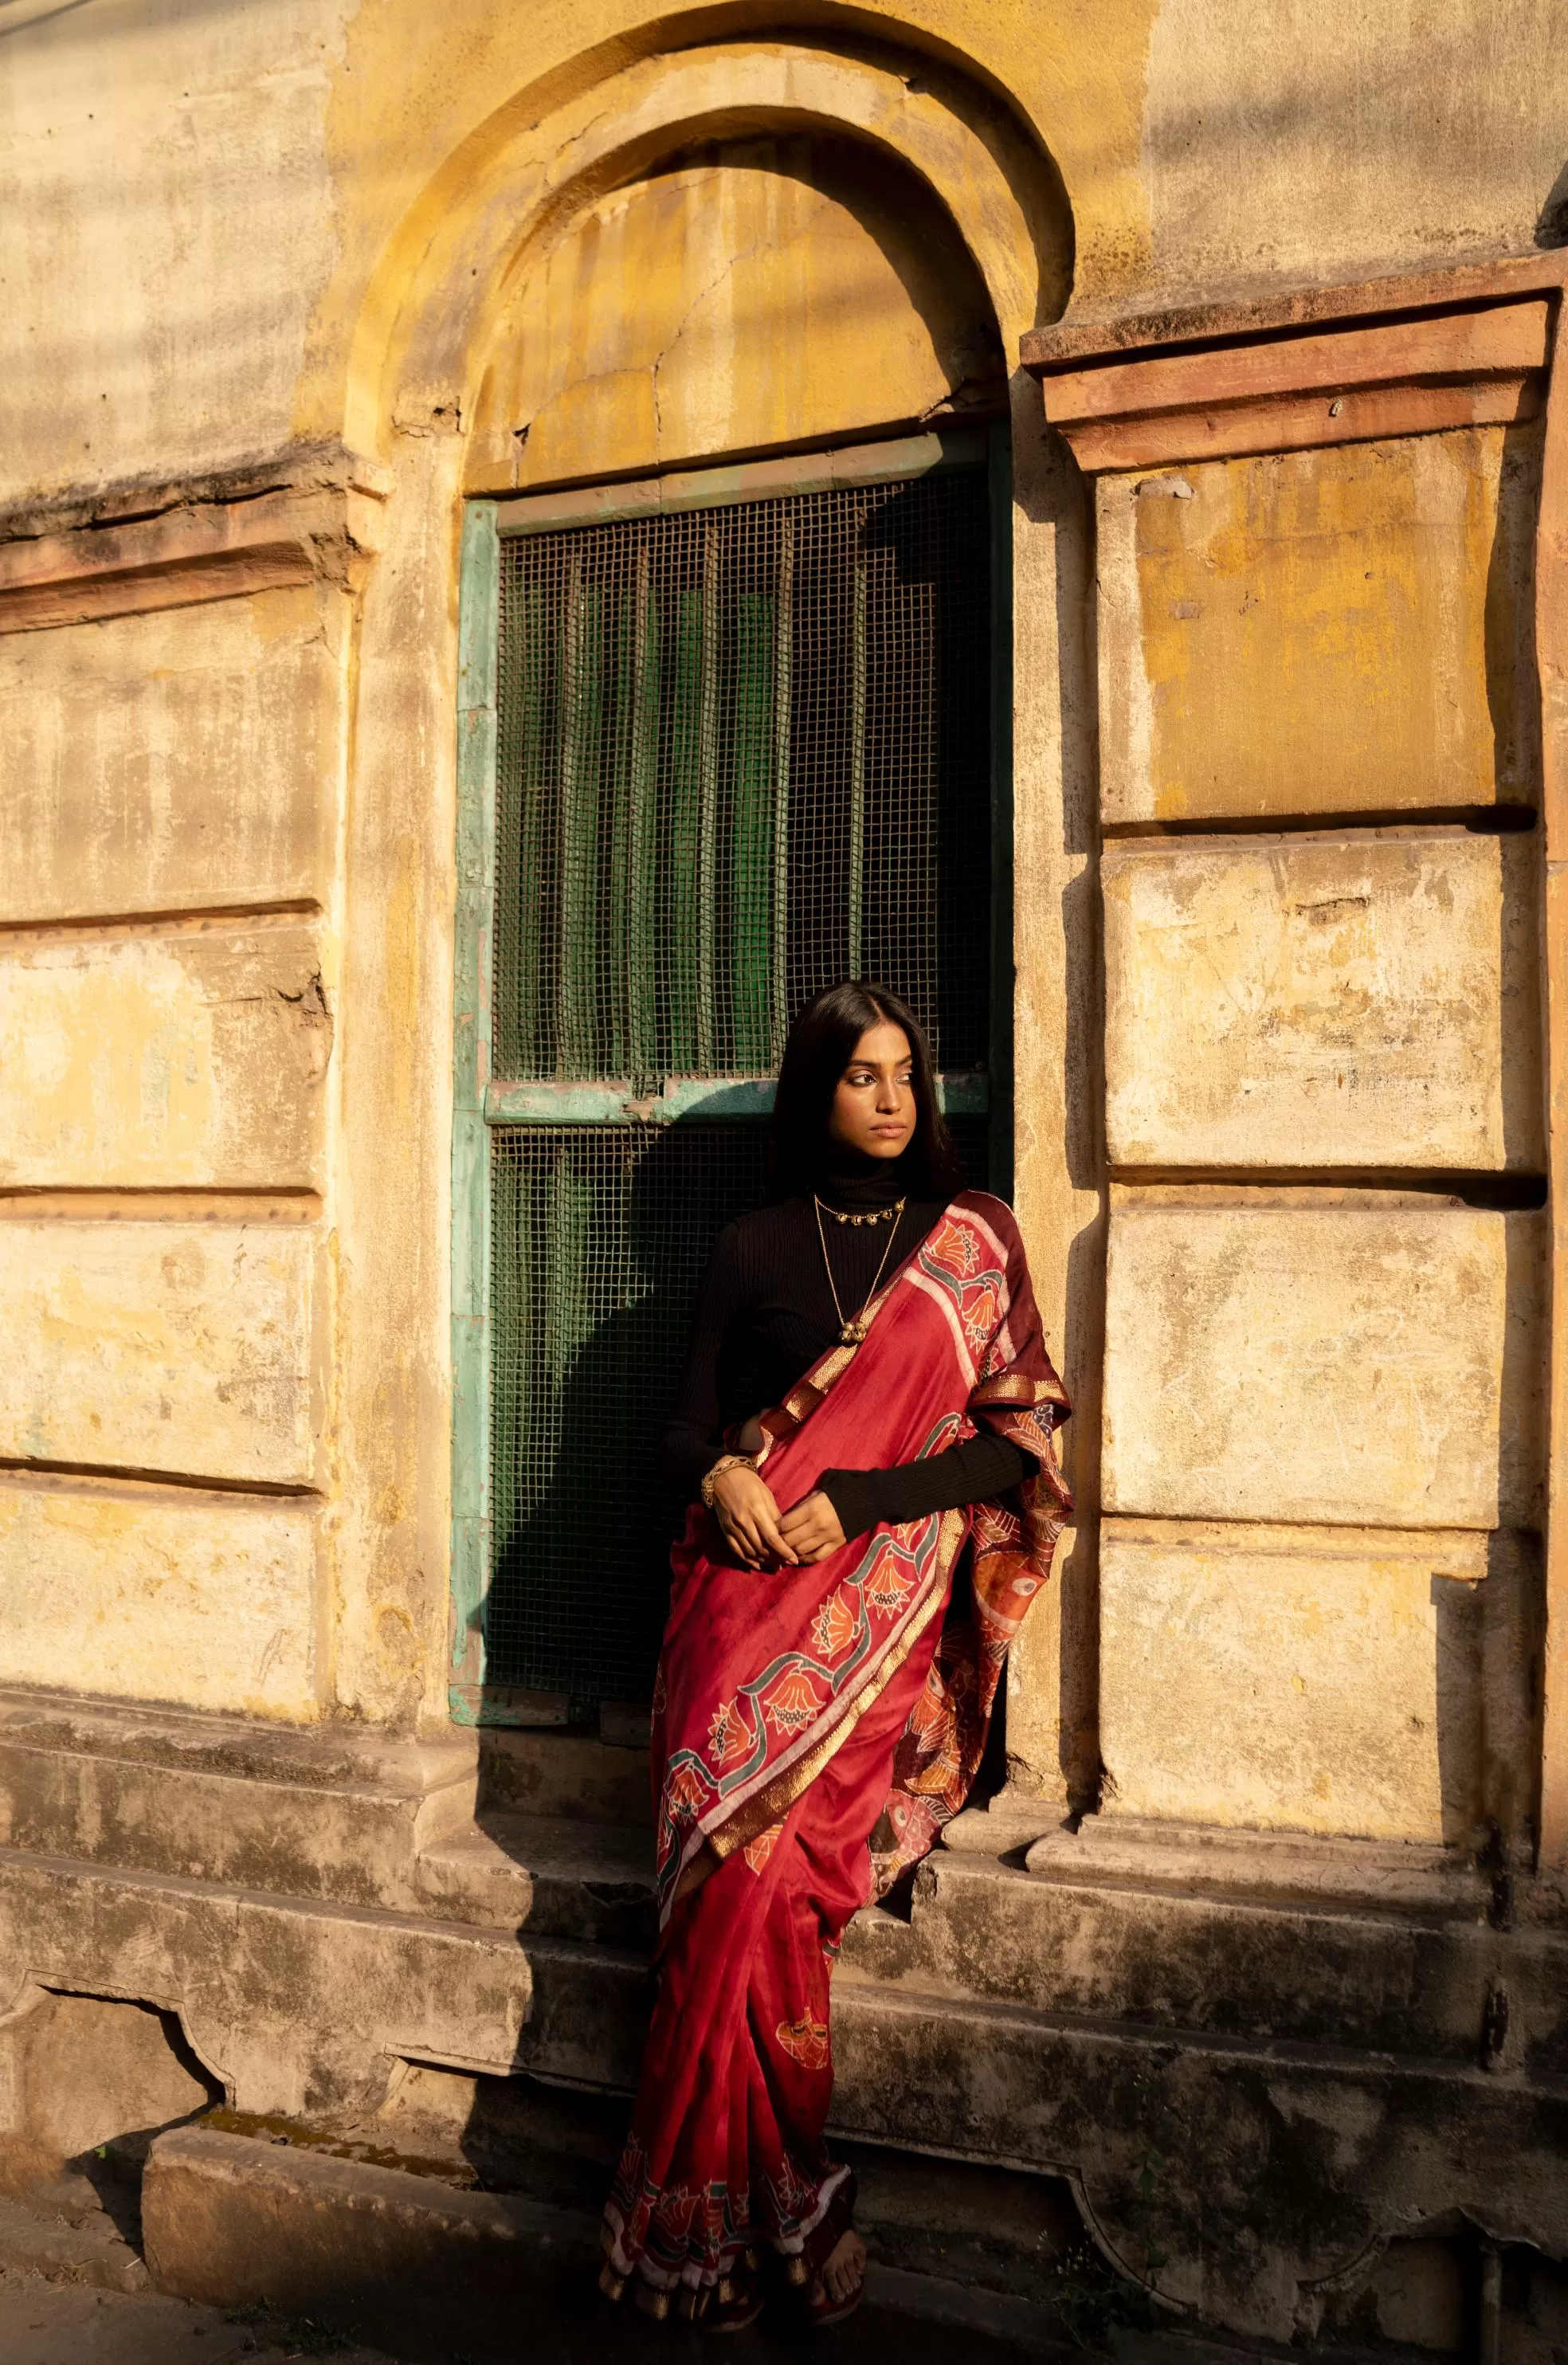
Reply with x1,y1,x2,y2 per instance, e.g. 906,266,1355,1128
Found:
767,982,962,1200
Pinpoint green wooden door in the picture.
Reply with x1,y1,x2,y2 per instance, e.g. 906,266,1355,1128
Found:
452,432,1005,1728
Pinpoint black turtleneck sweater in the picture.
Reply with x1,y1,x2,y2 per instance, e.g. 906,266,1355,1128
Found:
660,1161,1029,1542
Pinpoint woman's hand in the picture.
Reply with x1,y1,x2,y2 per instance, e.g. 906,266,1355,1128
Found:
777,1490,846,1565
709,1464,798,1570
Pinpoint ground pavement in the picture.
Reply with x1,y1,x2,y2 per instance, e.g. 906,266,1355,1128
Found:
0,2259,1128,2364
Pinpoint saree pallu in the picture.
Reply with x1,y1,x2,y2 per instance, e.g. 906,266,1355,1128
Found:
603,1191,1071,2305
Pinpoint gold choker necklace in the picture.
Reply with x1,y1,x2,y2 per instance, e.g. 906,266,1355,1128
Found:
817,1198,903,1228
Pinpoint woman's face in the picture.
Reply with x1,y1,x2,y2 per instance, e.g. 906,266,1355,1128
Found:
827,1022,916,1162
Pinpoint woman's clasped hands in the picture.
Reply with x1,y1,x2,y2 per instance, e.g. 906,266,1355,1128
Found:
708,1463,846,1570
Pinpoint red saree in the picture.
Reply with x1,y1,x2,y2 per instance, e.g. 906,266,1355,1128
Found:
602,1191,1071,2309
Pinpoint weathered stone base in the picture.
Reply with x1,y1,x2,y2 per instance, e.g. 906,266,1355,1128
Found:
139,2122,1096,2360
2,1689,1566,2345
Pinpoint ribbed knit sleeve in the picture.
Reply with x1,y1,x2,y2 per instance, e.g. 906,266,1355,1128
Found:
658,1221,746,1496
816,1432,1031,1543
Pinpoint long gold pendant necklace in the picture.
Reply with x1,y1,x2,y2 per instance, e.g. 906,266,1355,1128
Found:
814,1195,906,1345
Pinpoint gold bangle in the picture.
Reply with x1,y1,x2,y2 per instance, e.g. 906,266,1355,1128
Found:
700,1453,757,1509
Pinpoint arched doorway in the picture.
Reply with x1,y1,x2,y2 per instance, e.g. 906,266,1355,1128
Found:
450,126,1016,1723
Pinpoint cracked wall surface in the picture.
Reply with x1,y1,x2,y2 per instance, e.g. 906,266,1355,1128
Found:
467,135,1001,489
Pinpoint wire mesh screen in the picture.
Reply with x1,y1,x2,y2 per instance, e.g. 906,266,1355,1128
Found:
488,1119,990,1712
493,469,992,1084
483,460,995,1713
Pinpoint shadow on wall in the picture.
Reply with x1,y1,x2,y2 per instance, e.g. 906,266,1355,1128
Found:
1482,422,1549,1880
1537,159,1568,245
468,1120,768,1725
1011,394,1104,1810
0,1989,220,2245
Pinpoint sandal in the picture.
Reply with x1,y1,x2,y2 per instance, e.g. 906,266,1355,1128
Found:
791,2169,865,2328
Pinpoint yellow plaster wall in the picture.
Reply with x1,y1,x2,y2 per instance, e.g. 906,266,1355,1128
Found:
1090,395,1550,1844
323,432,463,1725
0,590,348,924
1142,0,1568,306
0,0,353,509
0,928,332,1191
1005,418,1101,1802
468,138,998,490
4,1,1567,503
0,1480,316,1718
0,1222,317,1488
1098,1520,1539,1845
1099,426,1543,827
1103,830,1544,1174
1103,1201,1545,1533
0,0,1558,1791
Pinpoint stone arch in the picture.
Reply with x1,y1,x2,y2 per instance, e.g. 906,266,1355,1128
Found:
349,35,1072,458
465,129,1008,489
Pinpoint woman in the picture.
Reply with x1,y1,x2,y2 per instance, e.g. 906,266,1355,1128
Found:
600,982,1072,2330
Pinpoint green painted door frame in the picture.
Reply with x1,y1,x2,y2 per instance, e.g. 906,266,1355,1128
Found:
449,424,1013,1725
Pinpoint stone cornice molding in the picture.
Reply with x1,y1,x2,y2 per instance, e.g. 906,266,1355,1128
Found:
0,447,392,636
1021,254,1568,474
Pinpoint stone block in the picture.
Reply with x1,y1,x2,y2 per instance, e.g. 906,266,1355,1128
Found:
1103,830,1543,1171
0,1991,215,2179
1103,1198,1545,1529
0,1221,316,1486
0,587,343,922
0,1849,647,2118
1096,1519,1537,1842
1099,426,1541,824
0,1690,476,1914
853,1837,1565,2063
143,2126,598,2336
0,926,330,1189
0,1481,316,1716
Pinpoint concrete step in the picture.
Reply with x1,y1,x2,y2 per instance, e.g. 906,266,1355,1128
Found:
0,1844,653,2111
848,1827,1568,2069
143,2122,1084,2359
140,2117,1564,2365
0,1688,653,1924
0,1687,478,1917
6,1684,1559,2081
7,1835,1567,2346
415,1814,657,1947
258,2060,1087,2308
474,1727,651,1826
1024,1812,1495,1916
